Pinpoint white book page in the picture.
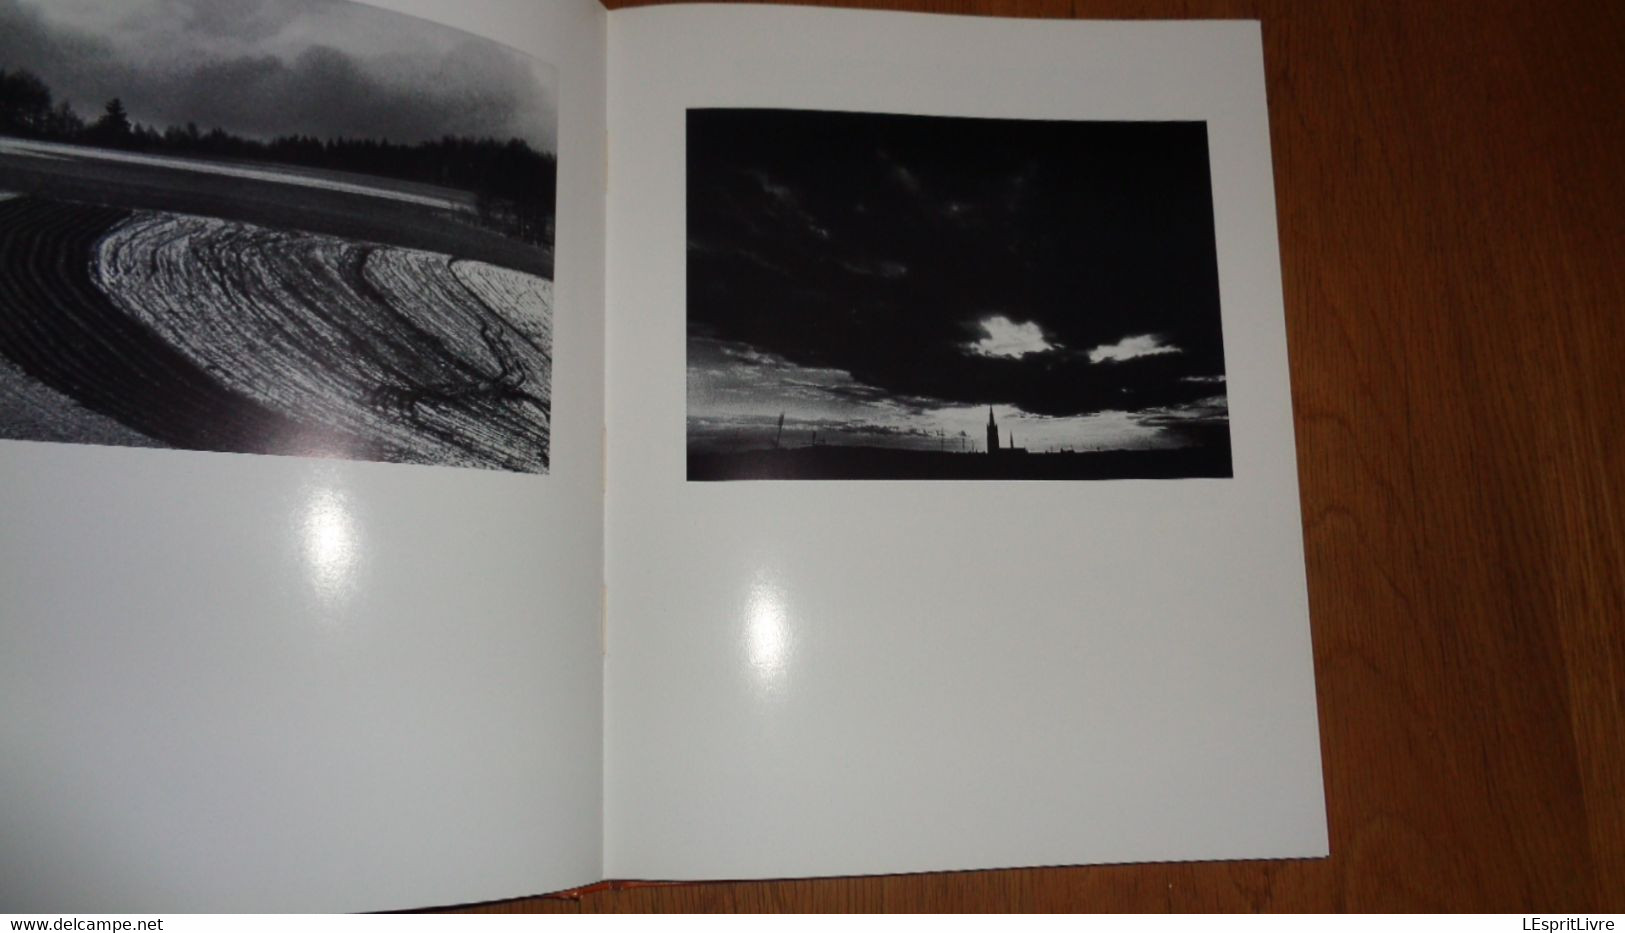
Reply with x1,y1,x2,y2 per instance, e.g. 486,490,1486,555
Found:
0,0,605,911
604,4,1325,879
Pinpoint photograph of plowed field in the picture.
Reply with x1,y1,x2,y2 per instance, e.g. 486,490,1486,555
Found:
0,0,557,473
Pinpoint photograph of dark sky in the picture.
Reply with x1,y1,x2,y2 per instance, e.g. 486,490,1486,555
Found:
687,108,1230,457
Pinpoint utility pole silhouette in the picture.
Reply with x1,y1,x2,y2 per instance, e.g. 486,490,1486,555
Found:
773,412,784,450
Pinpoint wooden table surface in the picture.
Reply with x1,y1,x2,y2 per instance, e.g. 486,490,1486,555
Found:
467,0,1624,912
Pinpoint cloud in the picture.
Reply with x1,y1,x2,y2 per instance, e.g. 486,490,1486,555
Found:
966,315,1054,358
0,0,556,149
1135,395,1229,426
838,257,908,279
714,341,790,367
1087,334,1182,364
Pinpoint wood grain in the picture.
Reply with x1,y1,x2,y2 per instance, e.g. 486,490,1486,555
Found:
461,0,1625,912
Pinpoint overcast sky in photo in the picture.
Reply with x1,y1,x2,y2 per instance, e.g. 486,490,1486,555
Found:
0,0,556,150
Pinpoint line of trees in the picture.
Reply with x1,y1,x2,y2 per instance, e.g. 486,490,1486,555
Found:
0,68,555,246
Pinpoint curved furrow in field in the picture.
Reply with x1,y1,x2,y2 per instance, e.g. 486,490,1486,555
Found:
360,250,551,470
358,247,520,384
95,212,551,472
450,261,553,362
0,197,364,457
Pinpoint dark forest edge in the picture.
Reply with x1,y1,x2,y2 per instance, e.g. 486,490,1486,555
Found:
689,444,1234,481
0,68,556,248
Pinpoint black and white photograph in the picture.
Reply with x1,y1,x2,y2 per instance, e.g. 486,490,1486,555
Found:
0,0,556,473
687,108,1231,481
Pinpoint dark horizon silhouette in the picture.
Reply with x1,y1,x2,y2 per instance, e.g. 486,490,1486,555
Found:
688,441,1233,482
1,68,556,247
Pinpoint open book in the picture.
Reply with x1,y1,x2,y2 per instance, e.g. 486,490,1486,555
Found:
0,0,1326,912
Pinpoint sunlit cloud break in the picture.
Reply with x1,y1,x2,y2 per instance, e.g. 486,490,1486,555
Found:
967,314,1053,358
1088,334,1181,363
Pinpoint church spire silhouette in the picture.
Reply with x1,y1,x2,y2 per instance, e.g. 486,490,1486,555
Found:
985,406,1000,454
